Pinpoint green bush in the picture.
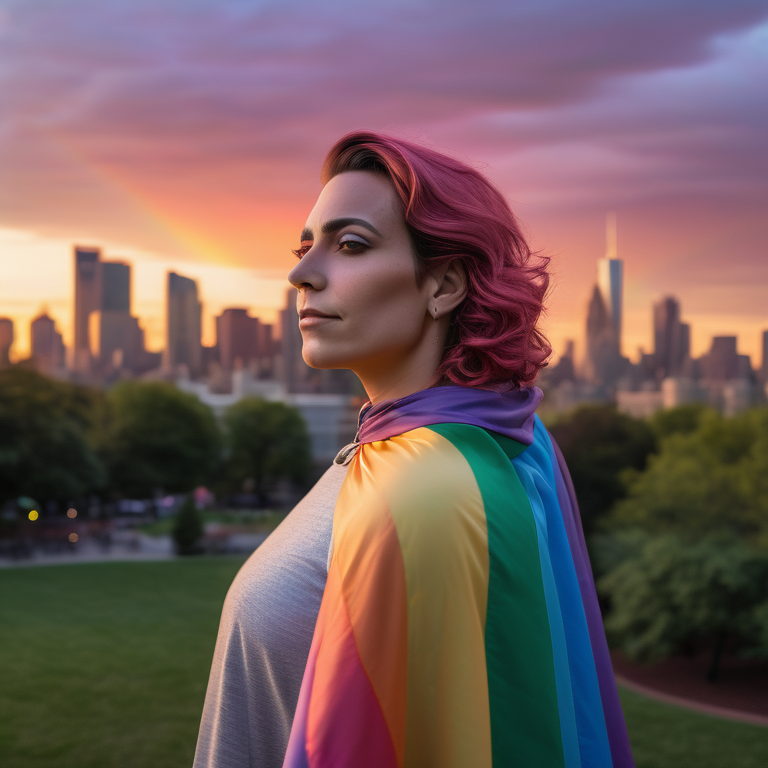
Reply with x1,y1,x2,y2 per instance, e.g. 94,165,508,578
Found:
172,497,205,556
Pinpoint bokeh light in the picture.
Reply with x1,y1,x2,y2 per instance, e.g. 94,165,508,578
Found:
68,533,79,543
67,508,77,519
28,510,38,521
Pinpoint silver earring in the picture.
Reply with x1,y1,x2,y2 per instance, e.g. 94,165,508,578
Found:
433,307,438,320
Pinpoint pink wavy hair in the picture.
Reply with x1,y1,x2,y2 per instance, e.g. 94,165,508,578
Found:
322,131,552,389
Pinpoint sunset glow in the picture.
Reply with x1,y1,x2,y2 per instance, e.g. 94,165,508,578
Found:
1,0,766,365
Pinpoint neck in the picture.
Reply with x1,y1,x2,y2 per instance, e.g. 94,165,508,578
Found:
355,317,449,404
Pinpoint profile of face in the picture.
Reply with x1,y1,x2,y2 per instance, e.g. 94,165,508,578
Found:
288,171,463,399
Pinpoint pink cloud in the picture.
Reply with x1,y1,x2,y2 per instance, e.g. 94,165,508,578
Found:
0,0,766,358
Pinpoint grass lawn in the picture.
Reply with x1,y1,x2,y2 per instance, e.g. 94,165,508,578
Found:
2,558,768,768
619,687,768,768
0,557,246,768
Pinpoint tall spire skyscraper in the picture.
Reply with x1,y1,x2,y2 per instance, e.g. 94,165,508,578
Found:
596,212,623,354
584,213,625,386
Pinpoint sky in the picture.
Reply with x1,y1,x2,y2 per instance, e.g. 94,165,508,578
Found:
1,0,767,363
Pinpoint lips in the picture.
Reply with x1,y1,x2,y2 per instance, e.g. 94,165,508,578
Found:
299,308,339,320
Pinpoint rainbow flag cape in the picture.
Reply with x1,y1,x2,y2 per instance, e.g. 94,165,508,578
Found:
283,386,633,768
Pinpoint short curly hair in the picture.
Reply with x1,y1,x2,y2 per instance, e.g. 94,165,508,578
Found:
321,131,551,389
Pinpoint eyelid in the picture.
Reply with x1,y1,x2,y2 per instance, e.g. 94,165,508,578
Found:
292,231,370,259
338,233,370,251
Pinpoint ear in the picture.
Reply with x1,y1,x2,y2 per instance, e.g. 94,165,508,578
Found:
429,259,468,317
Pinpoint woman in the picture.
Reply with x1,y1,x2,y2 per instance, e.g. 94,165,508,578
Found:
194,132,634,768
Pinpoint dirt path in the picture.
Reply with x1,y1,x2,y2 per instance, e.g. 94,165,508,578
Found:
612,651,768,726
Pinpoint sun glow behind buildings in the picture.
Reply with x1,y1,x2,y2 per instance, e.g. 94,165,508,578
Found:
0,2,766,366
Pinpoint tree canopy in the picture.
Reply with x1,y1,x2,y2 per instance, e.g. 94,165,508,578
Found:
599,534,768,679
547,404,657,534
647,403,711,441
0,368,104,506
97,380,221,498
223,397,312,504
609,408,768,544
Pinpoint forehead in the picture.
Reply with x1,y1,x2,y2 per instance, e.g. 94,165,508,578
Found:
304,171,402,234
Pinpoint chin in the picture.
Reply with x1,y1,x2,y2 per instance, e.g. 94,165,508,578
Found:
301,340,352,370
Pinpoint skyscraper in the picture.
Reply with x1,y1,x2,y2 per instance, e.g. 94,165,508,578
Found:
165,271,202,376
584,284,619,384
92,261,142,370
584,217,625,386
31,312,65,373
759,330,768,385
101,262,130,312
597,212,623,352
597,258,622,352
73,246,101,373
0,317,13,368
653,296,690,379
699,336,751,382
216,308,260,370
256,322,275,378
72,246,152,377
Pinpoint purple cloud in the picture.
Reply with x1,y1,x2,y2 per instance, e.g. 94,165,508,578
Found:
0,0,766,288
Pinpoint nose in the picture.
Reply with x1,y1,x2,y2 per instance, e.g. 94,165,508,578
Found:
288,246,328,292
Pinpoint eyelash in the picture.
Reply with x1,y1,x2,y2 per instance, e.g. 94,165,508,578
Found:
291,237,369,259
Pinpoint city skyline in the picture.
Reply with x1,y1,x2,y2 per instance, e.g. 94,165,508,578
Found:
1,2,766,366
1,232,766,369
1,240,766,379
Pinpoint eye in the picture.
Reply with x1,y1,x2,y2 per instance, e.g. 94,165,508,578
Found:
338,235,369,253
292,244,312,259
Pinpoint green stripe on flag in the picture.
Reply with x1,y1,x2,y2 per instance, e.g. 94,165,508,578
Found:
427,423,566,768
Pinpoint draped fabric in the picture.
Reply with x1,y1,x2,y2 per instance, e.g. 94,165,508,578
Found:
282,387,634,768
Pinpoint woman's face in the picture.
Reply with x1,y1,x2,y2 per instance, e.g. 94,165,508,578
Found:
288,171,435,380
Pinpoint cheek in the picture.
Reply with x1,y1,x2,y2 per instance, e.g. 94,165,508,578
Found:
299,253,426,370
339,262,423,332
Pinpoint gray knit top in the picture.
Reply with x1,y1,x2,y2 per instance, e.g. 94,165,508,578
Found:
193,462,349,768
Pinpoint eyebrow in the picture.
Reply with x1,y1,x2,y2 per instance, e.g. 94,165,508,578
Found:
300,217,383,242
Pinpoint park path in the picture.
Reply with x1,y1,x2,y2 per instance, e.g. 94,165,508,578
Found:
0,533,175,568
613,651,768,727
0,530,269,568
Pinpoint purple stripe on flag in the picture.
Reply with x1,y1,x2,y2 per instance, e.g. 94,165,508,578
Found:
549,436,634,768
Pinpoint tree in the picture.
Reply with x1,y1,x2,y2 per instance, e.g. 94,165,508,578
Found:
223,397,312,505
648,403,711,441
0,368,104,507
610,408,768,543
547,405,656,534
97,381,221,498
599,534,768,680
